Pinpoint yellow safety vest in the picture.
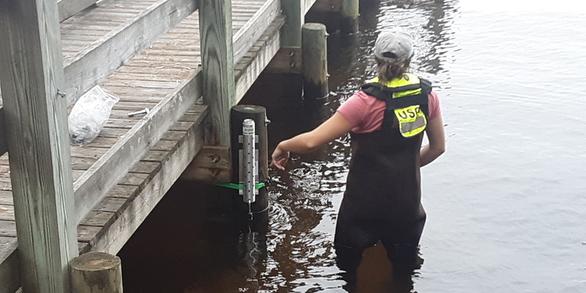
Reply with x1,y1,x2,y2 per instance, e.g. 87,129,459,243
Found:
364,74,428,138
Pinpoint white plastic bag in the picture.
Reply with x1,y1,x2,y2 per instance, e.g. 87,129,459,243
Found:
68,86,119,145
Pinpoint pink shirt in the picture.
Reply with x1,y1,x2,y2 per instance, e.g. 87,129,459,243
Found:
337,90,441,133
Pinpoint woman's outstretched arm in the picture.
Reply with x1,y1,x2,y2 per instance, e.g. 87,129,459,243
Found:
420,112,446,167
272,113,353,170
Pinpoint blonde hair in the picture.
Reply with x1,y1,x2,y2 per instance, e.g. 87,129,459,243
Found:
375,56,411,83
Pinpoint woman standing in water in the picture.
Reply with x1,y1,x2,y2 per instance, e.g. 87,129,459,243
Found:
271,31,446,282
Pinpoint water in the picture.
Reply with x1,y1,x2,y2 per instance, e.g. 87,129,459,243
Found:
120,0,586,292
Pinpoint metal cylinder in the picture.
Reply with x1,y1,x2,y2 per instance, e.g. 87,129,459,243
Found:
241,119,257,204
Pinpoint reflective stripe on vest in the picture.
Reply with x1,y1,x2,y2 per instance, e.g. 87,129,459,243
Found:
366,74,427,138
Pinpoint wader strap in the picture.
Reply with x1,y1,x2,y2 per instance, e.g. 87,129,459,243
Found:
386,95,428,110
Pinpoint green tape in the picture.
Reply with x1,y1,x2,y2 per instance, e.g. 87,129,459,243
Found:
216,182,265,191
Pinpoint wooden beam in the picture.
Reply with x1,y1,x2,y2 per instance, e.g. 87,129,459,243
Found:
0,108,7,155
233,0,280,64
280,0,303,47
89,109,207,254
181,145,230,183
0,0,77,291
73,71,204,224
266,47,302,74
57,0,96,22
199,0,235,146
235,18,285,102
62,0,198,105
312,0,342,12
341,0,359,18
0,237,19,293
340,0,359,33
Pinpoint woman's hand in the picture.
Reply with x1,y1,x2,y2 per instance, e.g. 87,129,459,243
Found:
271,143,290,170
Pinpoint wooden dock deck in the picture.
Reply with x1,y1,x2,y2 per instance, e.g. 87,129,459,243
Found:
0,0,327,291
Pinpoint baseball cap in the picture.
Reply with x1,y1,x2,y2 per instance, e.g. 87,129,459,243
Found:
374,31,414,62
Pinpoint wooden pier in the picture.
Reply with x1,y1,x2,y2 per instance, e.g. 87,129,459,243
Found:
0,0,357,291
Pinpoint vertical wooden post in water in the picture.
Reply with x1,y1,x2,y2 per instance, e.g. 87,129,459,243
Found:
302,23,329,100
0,0,78,292
199,0,235,146
281,0,304,47
341,0,359,33
71,252,123,293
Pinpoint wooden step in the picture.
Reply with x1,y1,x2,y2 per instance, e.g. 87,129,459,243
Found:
60,0,199,104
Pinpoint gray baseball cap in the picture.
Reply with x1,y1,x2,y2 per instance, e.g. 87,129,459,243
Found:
374,31,414,62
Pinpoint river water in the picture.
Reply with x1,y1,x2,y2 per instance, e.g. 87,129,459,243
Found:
120,0,586,292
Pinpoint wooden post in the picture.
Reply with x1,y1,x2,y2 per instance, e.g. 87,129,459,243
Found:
71,252,123,293
0,0,78,292
302,23,329,100
199,0,235,146
281,0,304,47
340,0,359,33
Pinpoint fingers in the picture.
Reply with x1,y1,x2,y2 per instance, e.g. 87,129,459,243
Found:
270,147,289,171
271,156,288,170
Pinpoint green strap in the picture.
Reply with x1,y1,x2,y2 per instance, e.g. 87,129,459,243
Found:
216,182,266,191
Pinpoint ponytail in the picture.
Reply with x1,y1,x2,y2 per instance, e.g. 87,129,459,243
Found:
376,57,411,83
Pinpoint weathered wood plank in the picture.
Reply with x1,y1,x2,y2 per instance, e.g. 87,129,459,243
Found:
199,0,235,145
0,0,77,292
266,47,302,74
62,0,199,105
0,205,13,221
0,108,7,155
73,71,205,223
280,0,303,47
235,18,284,102
233,0,280,64
0,191,12,206
57,0,96,22
0,237,19,293
88,110,207,254
311,0,342,12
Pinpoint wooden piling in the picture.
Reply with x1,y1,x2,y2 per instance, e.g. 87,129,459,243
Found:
280,0,304,47
70,252,123,293
199,0,235,146
0,0,78,292
302,23,329,100
341,0,359,33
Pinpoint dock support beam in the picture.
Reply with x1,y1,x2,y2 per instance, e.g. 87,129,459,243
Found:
266,0,304,74
281,0,304,47
0,0,78,292
199,0,235,146
302,23,329,100
71,252,123,293
341,0,359,33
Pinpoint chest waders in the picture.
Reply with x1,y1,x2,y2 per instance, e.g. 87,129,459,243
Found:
334,74,432,279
